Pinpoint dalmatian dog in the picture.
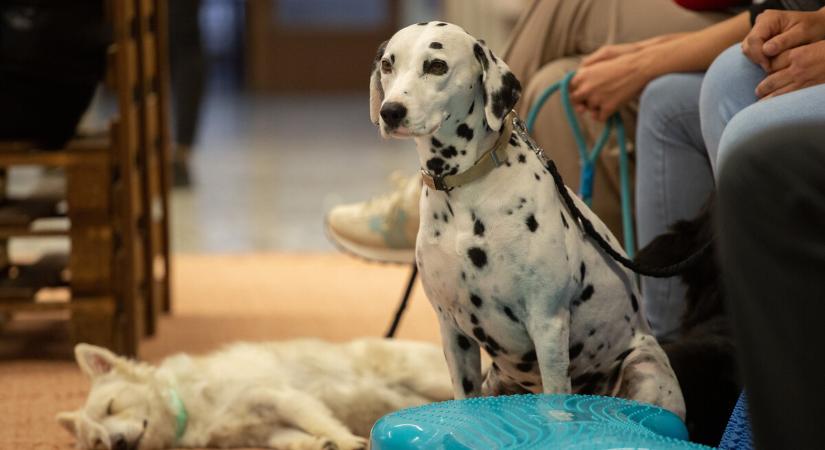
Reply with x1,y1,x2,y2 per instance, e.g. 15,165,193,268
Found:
369,22,686,419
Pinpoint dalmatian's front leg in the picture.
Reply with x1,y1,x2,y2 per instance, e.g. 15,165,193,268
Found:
437,312,483,399
524,306,572,394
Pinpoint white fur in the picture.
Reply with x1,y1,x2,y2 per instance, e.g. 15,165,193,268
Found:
58,339,452,449
372,22,685,420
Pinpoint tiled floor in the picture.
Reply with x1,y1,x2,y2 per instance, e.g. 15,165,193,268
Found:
172,91,419,252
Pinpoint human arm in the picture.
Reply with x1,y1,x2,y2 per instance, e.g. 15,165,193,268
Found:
570,12,751,121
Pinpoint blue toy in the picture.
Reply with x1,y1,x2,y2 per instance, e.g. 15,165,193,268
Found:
370,394,714,450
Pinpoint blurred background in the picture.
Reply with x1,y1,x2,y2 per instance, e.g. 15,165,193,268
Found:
171,0,523,252
0,2,526,446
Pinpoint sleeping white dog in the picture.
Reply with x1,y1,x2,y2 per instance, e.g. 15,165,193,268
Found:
57,339,452,450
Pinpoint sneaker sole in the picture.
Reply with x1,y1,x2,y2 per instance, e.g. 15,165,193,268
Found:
324,219,415,265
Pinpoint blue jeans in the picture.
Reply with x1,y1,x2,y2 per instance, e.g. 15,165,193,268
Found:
635,44,825,339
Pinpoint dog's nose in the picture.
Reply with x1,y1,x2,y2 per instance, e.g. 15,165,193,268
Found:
380,102,407,128
112,434,128,450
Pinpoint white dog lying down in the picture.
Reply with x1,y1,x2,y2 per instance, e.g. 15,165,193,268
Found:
57,338,452,450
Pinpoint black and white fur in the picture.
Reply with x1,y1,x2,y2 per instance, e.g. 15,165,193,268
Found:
635,197,740,444
371,22,685,419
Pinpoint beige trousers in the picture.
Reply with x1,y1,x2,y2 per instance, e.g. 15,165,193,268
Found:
501,0,728,242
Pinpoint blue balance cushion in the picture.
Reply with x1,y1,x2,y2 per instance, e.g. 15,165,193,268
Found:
371,394,714,450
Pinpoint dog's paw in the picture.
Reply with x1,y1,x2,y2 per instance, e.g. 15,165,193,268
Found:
327,435,368,450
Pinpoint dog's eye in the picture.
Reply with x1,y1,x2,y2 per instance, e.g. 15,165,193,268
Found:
424,59,448,76
381,59,392,74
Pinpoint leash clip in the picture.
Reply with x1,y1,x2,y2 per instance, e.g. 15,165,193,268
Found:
421,169,448,191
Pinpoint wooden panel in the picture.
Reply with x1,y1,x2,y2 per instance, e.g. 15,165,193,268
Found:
247,0,400,92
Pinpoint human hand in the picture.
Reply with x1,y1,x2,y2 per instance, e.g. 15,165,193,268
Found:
570,52,652,122
756,39,825,98
582,42,643,67
742,8,825,71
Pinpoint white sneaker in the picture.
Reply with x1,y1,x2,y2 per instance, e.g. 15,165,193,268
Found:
325,172,420,264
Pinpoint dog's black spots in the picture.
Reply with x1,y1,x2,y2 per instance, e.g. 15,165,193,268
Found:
462,377,474,394
470,313,478,325
503,306,519,323
509,136,518,146
467,101,475,115
473,43,489,71
426,157,446,175
447,166,459,176
516,362,533,372
579,262,586,281
472,326,487,341
457,334,471,350
425,188,429,197
434,231,440,238
526,214,539,232
470,294,483,308
581,285,594,302
519,197,526,204
569,342,584,360
429,41,443,49
506,210,513,215
624,315,631,322
521,350,537,362
436,22,448,26
460,271,466,281
490,72,522,119
457,124,474,141
484,344,498,357
571,299,582,309
562,213,570,229
467,247,487,268
486,336,503,352
615,348,633,362
588,328,596,336
432,213,438,220
430,148,436,154
442,213,449,223
460,150,467,155
473,219,485,237
446,201,454,217
431,137,443,148
630,294,639,312
440,146,457,159
597,343,605,351
505,161,512,167
417,21,429,26
517,154,526,164
572,371,605,393
534,173,541,181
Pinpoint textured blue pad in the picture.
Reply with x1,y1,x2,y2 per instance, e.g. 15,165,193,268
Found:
719,392,753,450
371,394,714,450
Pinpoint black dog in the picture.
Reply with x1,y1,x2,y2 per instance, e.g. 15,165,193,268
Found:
634,197,741,446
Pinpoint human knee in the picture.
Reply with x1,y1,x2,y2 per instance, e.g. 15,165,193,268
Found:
700,45,762,130
639,74,702,130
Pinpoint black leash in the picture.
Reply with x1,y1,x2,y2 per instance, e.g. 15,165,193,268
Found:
544,158,712,278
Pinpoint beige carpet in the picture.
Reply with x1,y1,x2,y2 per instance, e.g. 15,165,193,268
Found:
0,253,440,449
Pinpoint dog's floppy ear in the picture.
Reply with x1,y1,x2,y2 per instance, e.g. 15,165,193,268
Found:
75,343,123,378
369,40,388,125
474,40,521,131
56,411,79,436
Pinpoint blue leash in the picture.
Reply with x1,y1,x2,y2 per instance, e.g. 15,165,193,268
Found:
526,71,635,257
